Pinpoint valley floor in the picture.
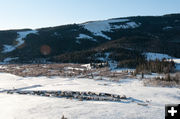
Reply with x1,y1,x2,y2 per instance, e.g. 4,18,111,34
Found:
0,72,179,119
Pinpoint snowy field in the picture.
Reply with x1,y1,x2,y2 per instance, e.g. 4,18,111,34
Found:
0,73,179,119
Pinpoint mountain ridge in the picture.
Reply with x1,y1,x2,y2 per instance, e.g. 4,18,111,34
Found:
0,13,180,65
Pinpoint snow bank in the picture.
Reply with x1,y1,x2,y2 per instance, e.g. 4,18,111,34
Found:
2,30,38,53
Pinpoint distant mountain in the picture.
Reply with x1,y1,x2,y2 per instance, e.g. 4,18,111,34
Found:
0,13,180,65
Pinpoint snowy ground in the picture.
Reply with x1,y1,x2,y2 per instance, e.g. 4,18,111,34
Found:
0,72,179,119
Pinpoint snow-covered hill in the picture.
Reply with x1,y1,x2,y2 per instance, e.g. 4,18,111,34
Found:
0,13,180,63
82,19,140,40
0,73,179,119
2,30,38,53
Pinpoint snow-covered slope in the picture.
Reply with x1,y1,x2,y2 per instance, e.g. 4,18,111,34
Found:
83,19,140,40
2,30,38,53
0,72,179,119
76,34,97,43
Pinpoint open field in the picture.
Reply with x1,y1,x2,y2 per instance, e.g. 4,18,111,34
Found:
0,64,179,119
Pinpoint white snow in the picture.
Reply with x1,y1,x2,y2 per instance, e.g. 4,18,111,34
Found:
2,30,38,53
145,52,173,61
2,45,16,53
81,64,91,70
96,52,118,70
83,19,140,40
113,22,140,29
173,59,180,64
111,68,135,73
126,22,141,28
16,31,38,47
76,34,97,42
95,52,118,70
3,57,19,63
77,34,93,39
0,57,19,64
0,72,179,119
64,67,85,71
83,19,131,40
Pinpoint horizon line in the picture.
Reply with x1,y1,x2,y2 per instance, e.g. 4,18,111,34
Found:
1,12,179,31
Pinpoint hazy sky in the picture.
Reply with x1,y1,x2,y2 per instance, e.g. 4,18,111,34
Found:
0,0,180,30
